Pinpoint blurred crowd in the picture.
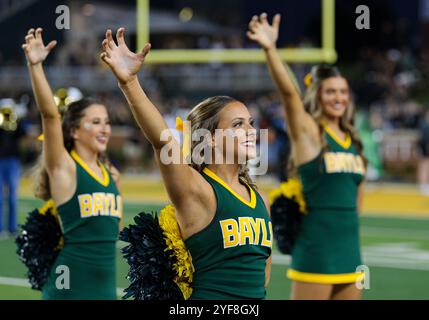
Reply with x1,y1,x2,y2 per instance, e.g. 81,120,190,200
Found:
3,42,429,183
2,2,429,185
355,46,423,131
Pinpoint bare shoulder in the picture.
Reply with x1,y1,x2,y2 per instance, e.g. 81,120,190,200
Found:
301,111,320,142
292,112,322,164
289,110,321,150
44,147,75,174
186,167,217,213
171,167,218,238
48,155,77,205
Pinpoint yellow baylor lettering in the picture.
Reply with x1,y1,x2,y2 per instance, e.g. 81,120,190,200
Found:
93,193,105,216
113,195,123,218
220,217,272,249
220,219,239,248
78,194,93,218
261,221,273,248
104,193,112,214
239,217,253,245
249,218,261,245
108,194,117,217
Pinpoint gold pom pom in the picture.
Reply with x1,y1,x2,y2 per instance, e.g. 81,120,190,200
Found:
159,205,194,300
269,179,307,213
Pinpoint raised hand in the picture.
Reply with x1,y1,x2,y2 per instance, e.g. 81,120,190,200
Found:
247,13,281,50
22,28,57,66
100,28,151,85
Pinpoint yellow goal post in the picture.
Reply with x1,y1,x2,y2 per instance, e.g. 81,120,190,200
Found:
137,0,337,64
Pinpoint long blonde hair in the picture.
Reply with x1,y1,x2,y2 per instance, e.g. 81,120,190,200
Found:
186,96,257,190
289,65,365,176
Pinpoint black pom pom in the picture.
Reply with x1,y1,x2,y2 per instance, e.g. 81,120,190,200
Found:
270,196,303,255
15,208,62,290
119,212,184,300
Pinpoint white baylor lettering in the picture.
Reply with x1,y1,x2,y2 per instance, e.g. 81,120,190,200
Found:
78,193,122,218
220,218,272,249
324,152,365,175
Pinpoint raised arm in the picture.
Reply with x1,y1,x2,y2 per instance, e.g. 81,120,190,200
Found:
100,29,214,222
247,14,317,142
23,28,72,174
100,29,166,149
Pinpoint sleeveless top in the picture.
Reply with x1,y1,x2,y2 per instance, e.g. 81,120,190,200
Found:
185,168,272,300
299,127,365,212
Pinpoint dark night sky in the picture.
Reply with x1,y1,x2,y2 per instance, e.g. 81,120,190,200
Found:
0,0,422,64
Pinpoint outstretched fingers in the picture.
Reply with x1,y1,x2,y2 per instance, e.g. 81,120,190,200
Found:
249,15,260,32
116,27,126,46
105,29,117,49
260,12,269,25
46,40,57,51
100,52,113,66
101,38,111,62
101,29,115,64
138,43,151,60
272,14,281,30
25,32,35,44
246,31,258,41
35,27,43,39
102,38,111,54
23,29,34,51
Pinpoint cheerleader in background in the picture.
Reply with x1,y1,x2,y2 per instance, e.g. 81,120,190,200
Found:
248,13,366,300
19,27,122,299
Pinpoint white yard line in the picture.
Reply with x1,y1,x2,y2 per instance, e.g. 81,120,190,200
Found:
0,277,30,288
2,246,429,292
4,241,429,293
271,242,429,270
271,254,429,271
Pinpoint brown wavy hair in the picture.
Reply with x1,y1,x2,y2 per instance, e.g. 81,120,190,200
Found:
33,98,107,200
186,96,257,190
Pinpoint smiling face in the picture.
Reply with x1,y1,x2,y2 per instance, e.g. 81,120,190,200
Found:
72,104,111,154
319,76,351,120
214,101,257,163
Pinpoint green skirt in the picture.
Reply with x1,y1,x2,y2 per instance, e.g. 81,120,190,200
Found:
42,242,117,300
288,208,363,284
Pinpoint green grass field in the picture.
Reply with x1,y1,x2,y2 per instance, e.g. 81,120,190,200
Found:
1,198,429,300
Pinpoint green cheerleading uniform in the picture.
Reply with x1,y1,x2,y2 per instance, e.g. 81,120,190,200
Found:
288,126,365,284
42,150,122,299
185,168,272,300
